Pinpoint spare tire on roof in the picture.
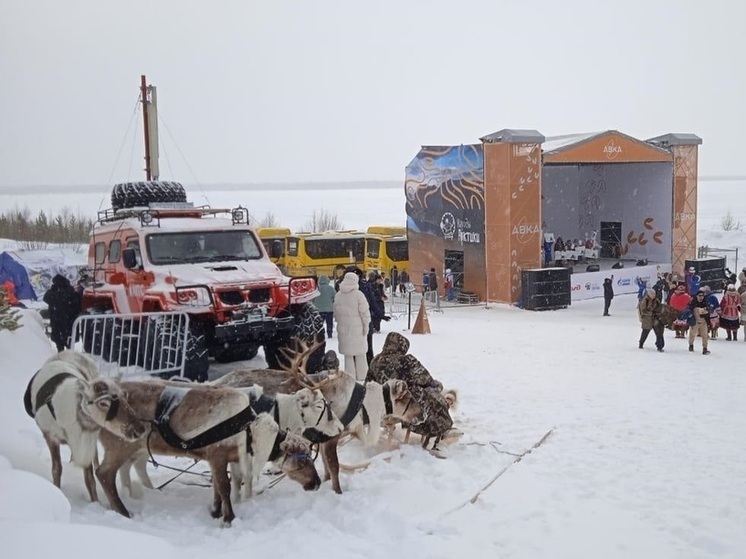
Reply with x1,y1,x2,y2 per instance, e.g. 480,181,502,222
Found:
111,181,187,210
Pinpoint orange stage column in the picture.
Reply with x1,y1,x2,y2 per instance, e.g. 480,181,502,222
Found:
482,130,545,304
647,133,702,275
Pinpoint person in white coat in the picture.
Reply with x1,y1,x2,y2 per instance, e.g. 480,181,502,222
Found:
333,272,371,380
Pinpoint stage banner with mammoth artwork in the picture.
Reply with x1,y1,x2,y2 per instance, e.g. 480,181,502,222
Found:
404,145,485,245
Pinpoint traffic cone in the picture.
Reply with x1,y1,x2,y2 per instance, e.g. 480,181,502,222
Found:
411,297,431,334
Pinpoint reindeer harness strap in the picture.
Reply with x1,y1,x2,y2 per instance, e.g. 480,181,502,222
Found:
382,383,394,415
155,386,258,451
340,382,368,428
25,371,75,420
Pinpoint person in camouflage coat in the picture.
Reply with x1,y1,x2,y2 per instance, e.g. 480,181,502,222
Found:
366,331,453,447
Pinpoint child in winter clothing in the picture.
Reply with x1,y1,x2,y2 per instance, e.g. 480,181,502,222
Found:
669,284,692,338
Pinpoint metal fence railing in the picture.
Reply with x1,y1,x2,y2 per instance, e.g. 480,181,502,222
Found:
71,311,190,379
384,283,484,328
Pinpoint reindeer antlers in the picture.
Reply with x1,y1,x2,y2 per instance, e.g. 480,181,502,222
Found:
277,338,332,391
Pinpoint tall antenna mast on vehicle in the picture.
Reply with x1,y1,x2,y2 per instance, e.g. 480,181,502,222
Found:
140,75,160,180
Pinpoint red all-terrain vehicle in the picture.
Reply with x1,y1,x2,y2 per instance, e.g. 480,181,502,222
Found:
80,180,325,381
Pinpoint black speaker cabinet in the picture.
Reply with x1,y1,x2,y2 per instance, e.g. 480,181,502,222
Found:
685,257,726,273
685,257,726,291
522,268,571,310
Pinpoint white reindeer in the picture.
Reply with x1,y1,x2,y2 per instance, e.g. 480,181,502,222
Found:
23,351,146,502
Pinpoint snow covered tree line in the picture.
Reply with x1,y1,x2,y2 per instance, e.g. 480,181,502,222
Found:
0,206,94,245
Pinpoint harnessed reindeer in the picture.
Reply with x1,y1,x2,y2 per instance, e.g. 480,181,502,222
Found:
23,351,147,503
217,339,422,494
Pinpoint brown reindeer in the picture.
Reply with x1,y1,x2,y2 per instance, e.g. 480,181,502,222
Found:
217,340,422,494
97,380,260,524
23,351,146,502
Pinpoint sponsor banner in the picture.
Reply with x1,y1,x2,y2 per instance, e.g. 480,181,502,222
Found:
570,263,672,301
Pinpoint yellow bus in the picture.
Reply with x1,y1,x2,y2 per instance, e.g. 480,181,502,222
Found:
366,225,406,236
365,233,409,277
284,230,367,278
255,227,291,269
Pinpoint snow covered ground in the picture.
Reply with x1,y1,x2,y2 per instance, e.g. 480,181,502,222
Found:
2,282,746,559
1,181,744,558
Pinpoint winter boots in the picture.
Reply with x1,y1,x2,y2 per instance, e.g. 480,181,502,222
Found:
703,348,711,355
727,332,732,341
689,345,694,352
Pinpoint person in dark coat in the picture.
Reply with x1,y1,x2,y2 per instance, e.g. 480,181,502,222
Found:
603,276,614,316
43,274,81,352
427,268,439,299
367,331,453,450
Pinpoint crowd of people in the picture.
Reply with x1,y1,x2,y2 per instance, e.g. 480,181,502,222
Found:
618,265,746,355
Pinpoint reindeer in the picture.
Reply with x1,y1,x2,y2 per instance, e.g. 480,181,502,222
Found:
23,351,147,502
209,378,345,498
216,340,422,494
97,380,338,524
120,381,340,502
118,415,321,501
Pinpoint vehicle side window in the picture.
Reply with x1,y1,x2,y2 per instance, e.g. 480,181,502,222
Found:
127,240,142,267
109,240,121,263
95,242,106,265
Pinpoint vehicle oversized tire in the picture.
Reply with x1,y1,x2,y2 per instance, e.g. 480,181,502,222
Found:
142,317,209,382
111,181,187,211
263,303,326,373
183,323,209,382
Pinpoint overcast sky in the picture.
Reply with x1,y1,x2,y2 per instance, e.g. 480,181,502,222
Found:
1,0,744,187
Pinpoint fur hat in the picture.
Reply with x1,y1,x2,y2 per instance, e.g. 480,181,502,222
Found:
727,284,736,291
645,288,656,298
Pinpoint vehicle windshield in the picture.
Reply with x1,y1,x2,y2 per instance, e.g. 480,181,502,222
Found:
146,230,263,265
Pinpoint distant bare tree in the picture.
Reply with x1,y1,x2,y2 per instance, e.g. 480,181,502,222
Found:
721,211,742,231
258,212,278,228
302,209,343,233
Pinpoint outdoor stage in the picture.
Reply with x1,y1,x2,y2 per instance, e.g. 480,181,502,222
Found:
551,257,671,301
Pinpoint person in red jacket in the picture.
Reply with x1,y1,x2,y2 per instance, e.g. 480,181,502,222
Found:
669,283,692,338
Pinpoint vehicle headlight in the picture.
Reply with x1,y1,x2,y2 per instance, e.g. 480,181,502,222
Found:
290,278,316,297
174,286,212,306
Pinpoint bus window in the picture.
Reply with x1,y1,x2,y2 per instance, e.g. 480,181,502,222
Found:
367,238,381,259
385,239,408,262
287,237,299,257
